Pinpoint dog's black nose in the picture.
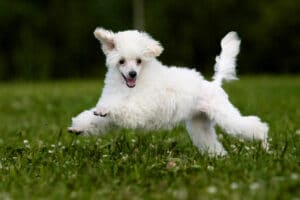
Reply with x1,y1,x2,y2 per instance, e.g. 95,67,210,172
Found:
129,71,137,78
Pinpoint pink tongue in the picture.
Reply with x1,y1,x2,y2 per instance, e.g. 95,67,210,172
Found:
127,79,136,86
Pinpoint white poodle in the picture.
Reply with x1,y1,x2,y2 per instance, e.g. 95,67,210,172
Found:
68,27,269,156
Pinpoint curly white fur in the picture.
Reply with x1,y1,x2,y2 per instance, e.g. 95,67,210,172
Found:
213,31,240,86
68,28,269,156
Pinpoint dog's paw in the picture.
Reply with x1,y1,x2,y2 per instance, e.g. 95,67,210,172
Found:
252,120,269,141
261,138,270,151
94,107,109,117
246,116,269,148
67,127,83,135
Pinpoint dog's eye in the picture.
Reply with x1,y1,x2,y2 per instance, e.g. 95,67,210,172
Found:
119,59,125,65
136,58,142,65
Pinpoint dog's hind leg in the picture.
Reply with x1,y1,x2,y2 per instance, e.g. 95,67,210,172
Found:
200,85,269,149
185,113,227,156
68,108,111,135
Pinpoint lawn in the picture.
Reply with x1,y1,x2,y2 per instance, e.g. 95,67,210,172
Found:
0,76,299,200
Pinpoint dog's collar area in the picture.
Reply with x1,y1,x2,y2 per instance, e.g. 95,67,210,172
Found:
121,73,136,88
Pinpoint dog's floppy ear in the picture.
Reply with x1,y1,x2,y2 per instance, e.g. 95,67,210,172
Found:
94,27,115,55
143,33,164,58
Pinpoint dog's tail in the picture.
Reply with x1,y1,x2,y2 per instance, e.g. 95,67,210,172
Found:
212,31,241,86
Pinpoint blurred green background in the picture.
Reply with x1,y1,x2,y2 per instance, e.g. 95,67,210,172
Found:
0,0,299,80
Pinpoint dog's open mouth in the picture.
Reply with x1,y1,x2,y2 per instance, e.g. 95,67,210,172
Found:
122,74,136,88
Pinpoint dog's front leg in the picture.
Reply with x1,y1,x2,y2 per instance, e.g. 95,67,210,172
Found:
68,108,111,135
94,96,121,117
94,106,109,117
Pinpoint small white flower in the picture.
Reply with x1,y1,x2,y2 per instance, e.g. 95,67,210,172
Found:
230,182,238,190
207,186,217,194
122,154,129,161
51,144,56,148
291,173,299,180
58,142,62,146
102,154,108,158
23,140,29,144
250,182,260,190
238,138,245,143
295,129,300,135
166,161,177,169
245,146,250,151
48,150,54,154
207,165,214,171
131,139,136,143
267,150,274,155
76,140,80,144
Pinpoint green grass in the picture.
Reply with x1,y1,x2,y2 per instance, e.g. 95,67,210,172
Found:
0,76,299,200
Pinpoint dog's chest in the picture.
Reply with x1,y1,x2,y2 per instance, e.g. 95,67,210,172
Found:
110,86,196,130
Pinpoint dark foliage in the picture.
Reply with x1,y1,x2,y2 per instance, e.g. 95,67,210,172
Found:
0,0,299,80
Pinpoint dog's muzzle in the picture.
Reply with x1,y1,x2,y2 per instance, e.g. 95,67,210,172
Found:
122,72,136,88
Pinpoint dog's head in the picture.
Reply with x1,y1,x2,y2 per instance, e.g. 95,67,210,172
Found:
94,27,163,88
